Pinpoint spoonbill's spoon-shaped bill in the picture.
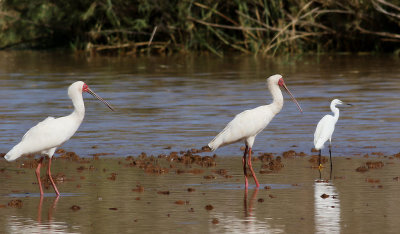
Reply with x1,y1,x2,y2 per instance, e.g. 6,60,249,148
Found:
83,84,115,111
278,78,303,113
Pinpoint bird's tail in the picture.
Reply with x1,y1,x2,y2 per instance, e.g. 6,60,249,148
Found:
4,145,23,162
314,140,325,151
207,142,218,152
208,135,223,152
208,124,234,151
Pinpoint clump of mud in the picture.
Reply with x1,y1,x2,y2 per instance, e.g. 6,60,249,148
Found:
157,191,170,195
8,200,23,208
132,185,145,192
320,194,329,199
356,160,384,173
124,147,217,176
259,156,284,174
366,161,384,169
282,150,307,158
212,218,219,224
174,200,186,205
356,166,369,173
107,173,117,181
70,205,81,211
212,169,232,178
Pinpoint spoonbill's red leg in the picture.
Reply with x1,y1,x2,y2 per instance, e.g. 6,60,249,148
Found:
247,148,260,188
35,157,44,196
46,157,60,196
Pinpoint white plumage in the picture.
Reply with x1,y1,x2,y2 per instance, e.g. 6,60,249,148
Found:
208,105,277,151
208,74,302,189
314,115,337,151
4,81,114,196
314,99,350,169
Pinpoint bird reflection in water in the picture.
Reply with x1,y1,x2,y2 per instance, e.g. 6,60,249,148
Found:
243,188,259,219
314,169,341,234
6,196,69,233
37,196,59,223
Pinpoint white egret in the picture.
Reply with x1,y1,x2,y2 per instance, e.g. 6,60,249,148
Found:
314,99,351,169
4,81,114,196
208,74,303,189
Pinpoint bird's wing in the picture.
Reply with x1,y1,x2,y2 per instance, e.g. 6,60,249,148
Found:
208,112,247,150
6,117,58,161
18,116,77,154
314,115,335,149
209,106,272,150
21,116,56,141
8,114,82,158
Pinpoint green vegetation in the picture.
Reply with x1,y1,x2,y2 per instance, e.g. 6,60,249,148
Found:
0,0,399,56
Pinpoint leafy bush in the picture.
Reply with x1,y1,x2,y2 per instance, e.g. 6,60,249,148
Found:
0,0,399,55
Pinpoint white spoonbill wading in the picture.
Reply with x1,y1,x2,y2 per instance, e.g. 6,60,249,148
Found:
4,81,114,196
314,99,351,170
208,74,303,189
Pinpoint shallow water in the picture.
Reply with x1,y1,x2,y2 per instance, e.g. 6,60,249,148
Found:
0,52,399,157
0,51,400,233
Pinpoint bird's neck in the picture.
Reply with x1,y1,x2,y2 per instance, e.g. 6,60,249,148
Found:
268,82,284,114
70,93,85,120
330,104,340,121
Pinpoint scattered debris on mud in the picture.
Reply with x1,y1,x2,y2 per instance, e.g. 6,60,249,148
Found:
8,199,23,208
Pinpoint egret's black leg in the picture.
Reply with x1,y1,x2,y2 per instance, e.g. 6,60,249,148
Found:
318,150,322,169
329,142,333,171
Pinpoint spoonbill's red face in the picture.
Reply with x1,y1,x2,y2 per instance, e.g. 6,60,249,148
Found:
82,83,89,92
278,78,285,87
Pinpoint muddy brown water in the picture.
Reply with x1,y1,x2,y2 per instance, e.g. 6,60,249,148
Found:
1,155,400,233
0,51,399,233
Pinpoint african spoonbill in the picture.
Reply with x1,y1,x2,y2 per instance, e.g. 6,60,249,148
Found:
4,81,114,196
208,74,302,189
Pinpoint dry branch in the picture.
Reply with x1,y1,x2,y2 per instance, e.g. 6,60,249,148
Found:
148,26,158,47
356,25,400,40
372,0,400,20
188,16,268,31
